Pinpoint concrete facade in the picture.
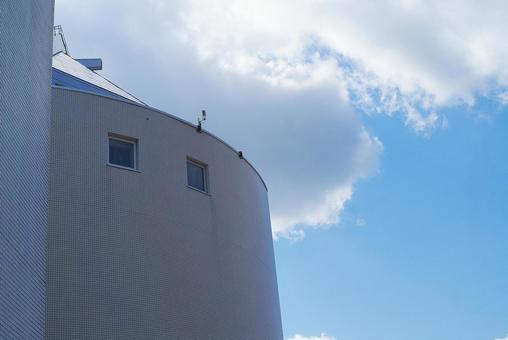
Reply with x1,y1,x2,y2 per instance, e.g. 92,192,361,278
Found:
47,88,283,339
0,1,54,339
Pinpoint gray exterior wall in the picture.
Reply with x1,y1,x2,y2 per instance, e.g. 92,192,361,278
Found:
48,88,283,339
0,1,54,339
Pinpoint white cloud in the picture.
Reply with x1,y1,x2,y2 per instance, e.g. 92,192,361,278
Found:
498,91,508,104
355,217,366,227
177,0,508,132
495,333,508,340
54,0,508,239
287,333,337,340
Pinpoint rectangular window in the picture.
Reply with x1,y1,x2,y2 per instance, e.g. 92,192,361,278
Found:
187,159,208,193
108,134,137,170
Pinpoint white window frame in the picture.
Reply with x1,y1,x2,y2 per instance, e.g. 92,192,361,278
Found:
186,157,209,194
107,133,138,171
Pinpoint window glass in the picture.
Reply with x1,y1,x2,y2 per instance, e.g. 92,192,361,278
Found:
187,160,206,192
109,138,135,169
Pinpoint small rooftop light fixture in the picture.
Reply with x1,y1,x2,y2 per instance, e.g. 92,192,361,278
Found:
196,110,206,132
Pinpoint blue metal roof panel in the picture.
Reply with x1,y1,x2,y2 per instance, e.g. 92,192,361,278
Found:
52,69,135,103
52,52,144,104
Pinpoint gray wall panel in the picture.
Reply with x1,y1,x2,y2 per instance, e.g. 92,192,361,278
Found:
48,88,283,339
0,1,54,339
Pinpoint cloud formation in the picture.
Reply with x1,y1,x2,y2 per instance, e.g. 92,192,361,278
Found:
179,0,508,132
495,334,508,340
55,0,508,239
287,333,337,340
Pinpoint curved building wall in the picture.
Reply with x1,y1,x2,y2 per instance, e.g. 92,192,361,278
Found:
47,87,283,339
0,1,54,339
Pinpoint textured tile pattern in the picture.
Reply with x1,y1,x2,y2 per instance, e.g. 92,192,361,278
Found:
48,88,283,339
0,1,54,339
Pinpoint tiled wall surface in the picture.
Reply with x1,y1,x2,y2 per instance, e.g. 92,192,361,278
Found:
47,88,283,340
0,1,54,339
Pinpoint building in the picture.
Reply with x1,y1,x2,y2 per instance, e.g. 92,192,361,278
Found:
2,3,283,339
0,2,54,339
48,35,283,340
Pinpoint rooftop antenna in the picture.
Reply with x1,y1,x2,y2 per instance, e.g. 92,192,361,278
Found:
197,110,206,132
53,25,69,55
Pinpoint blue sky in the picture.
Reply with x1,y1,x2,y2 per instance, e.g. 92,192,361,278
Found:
56,1,507,339
276,103,508,340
